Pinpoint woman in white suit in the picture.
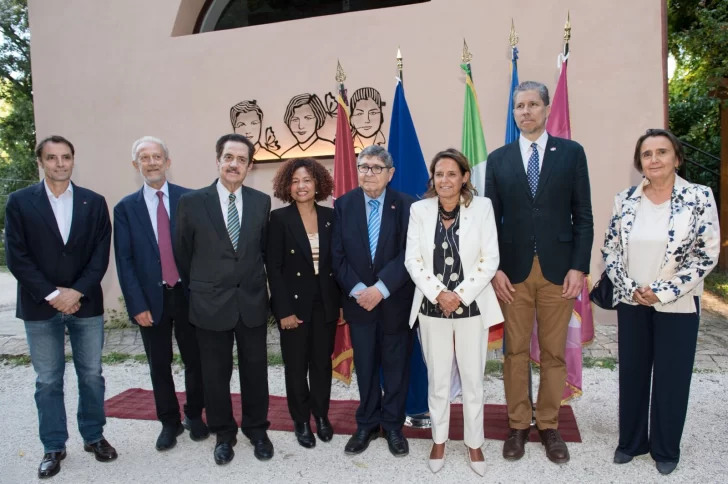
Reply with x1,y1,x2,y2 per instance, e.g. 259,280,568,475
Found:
405,148,503,476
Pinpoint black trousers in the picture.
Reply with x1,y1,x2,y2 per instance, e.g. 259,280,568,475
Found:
279,282,337,423
139,284,204,426
195,318,270,443
616,298,700,463
349,319,412,432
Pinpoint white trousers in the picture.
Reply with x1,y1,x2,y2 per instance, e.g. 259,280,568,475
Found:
419,314,487,449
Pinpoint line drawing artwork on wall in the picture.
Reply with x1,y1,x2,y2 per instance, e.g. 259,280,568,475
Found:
281,93,335,158
230,100,281,161
349,87,387,151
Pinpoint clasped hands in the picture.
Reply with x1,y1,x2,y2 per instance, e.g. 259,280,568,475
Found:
632,286,660,306
49,287,83,315
435,290,462,317
353,286,384,311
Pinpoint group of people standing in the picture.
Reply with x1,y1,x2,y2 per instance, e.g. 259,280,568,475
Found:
4,81,719,480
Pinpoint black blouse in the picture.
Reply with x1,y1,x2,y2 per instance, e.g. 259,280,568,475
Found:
420,212,481,319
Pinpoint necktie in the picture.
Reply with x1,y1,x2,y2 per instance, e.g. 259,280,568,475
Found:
367,199,380,262
527,142,540,196
227,193,240,250
156,191,180,286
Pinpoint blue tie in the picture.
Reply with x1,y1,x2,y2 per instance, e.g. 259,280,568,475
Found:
527,142,540,196
367,199,380,262
227,193,240,250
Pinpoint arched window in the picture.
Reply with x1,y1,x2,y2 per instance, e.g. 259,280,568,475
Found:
195,0,430,33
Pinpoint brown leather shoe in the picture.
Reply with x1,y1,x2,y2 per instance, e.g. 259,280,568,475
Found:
503,428,530,460
538,428,569,464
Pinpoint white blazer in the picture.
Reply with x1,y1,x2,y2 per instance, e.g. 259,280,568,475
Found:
405,196,504,330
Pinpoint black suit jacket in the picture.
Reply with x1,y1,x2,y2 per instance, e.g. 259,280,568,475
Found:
4,181,111,320
485,135,594,285
113,183,190,326
266,203,340,324
174,181,271,331
331,187,415,334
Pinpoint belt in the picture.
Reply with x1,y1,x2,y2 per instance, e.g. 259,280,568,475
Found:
163,283,178,290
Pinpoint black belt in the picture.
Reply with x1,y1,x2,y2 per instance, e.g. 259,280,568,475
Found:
163,283,178,290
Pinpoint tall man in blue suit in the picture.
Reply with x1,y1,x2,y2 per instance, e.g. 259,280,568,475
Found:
5,136,117,479
332,145,415,457
114,136,208,452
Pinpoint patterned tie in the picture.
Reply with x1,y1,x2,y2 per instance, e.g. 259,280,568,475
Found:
527,142,540,196
227,193,240,251
367,199,380,262
156,191,180,286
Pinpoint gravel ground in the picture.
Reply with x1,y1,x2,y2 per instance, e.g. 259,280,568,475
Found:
1,363,726,484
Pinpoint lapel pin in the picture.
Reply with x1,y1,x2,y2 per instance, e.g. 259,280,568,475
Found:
391,204,396,210
83,201,87,204
325,221,331,227
550,147,556,151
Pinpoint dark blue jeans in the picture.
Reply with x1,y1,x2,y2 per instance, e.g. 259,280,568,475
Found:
24,313,106,453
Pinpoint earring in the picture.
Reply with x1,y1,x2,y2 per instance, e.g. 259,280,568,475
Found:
315,191,319,194
462,183,466,188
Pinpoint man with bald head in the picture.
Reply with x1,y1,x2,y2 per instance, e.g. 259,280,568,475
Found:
114,136,208,452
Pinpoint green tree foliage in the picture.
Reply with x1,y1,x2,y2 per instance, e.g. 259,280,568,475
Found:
667,0,726,193
1,0,37,230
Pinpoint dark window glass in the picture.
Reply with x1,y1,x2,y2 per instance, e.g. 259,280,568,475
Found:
205,0,430,32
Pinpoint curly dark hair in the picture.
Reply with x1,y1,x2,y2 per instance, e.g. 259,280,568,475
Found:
272,158,334,203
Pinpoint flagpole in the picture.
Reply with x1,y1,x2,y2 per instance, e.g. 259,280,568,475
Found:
396,47,403,86
563,11,571,61
336,59,348,105
509,18,519,59
462,38,473,79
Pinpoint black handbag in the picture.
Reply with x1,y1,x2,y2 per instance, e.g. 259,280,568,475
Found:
589,271,616,310
589,186,637,311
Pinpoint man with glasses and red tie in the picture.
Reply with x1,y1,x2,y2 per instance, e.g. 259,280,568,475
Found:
332,145,415,458
114,136,208,452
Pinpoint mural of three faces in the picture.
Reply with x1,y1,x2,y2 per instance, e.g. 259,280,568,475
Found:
230,88,386,162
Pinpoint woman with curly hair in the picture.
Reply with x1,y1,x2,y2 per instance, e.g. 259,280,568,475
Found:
266,158,341,449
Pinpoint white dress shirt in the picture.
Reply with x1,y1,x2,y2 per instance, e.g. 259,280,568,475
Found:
518,131,549,173
142,181,170,242
44,180,73,301
216,179,242,226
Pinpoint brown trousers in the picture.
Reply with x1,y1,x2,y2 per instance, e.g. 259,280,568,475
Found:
501,257,574,430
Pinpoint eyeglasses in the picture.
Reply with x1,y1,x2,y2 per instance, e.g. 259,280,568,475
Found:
357,164,390,174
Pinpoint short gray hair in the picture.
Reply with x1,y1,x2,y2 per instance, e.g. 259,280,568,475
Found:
512,81,550,106
357,145,393,168
131,136,170,161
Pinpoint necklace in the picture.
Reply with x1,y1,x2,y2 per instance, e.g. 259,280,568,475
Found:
438,200,460,221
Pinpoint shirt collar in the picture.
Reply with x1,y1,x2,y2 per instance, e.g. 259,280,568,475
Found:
43,179,73,200
216,179,243,202
518,131,549,153
363,188,387,206
143,180,169,202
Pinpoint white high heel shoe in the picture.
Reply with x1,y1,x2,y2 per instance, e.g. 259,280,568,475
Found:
428,445,445,473
467,447,486,477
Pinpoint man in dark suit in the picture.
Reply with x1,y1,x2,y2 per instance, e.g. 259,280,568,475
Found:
175,133,273,465
485,81,593,464
332,145,415,457
114,136,208,451
4,135,117,479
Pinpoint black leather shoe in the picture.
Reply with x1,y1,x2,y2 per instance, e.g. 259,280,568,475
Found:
83,439,118,462
182,416,210,441
384,429,409,457
156,422,184,451
656,461,678,475
503,428,530,461
251,435,274,461
38,451,66,479
344,427,379,455
314,416,334,442
213,439,236,465
294,422,316,448
613,449,633,464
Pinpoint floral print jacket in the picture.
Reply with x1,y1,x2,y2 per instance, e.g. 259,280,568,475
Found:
601,175,720,307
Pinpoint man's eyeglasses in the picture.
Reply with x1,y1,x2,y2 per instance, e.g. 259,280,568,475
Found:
357,164,390,174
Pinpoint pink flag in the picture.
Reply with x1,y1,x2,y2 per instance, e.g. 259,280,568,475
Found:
529,57,592,402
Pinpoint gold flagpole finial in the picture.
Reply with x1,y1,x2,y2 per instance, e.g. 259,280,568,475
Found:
462,38,473,64
509,19,519,47
396,46,403,71
335,59,346,83
564,11,571,43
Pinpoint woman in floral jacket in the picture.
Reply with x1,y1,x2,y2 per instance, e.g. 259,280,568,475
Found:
601,129,720,476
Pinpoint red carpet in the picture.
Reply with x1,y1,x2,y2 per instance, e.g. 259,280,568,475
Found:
105,389,581,443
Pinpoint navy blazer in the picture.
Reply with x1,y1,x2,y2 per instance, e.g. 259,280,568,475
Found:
331,187,415,334
113,183,190,325
485,136,594,285
4,181,111,321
